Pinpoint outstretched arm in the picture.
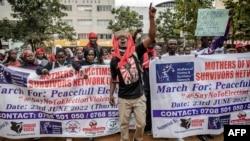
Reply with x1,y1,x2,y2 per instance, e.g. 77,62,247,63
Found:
142,3,156,49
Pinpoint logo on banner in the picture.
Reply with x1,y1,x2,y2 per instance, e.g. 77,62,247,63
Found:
40,121,62,134
82,120,105,134
106,119,119,131
156,62,194,83
65,121,81,134
231,111,250,125
9,121,36,136
208,115,230,129
180,118,204,129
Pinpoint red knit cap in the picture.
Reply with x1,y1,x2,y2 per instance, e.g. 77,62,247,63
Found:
88,32,98,39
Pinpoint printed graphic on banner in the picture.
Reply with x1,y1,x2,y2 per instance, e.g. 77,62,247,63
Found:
9,121,36,136
156,62,194,83
106,119,119,131
1,66,29,87
82,120,105,135
230,111,250,125
179,118,205,130
40,121,62,134
208,115,231,129
65,121,81,134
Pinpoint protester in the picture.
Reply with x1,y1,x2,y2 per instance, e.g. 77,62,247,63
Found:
20,50,39,70
109,3,156,141
195,11,232,141
72,47,97,71
36,48,71,75
183,45,192,55
49,45,62,62
35,48,48,66
3,49,22,67
86,32,100,62
162,39,184,141
74,49,84,61
65,48,74,62
153,44,162,57
141,43,157,136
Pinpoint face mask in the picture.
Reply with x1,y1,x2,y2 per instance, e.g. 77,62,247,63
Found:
103,59,111,65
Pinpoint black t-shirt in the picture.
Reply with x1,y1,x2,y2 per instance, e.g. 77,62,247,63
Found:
110,43,146,99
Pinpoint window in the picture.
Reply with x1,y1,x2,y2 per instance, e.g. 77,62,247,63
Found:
97,5,112,11
97,20,110,26
139,15,143,20
62,19,73,26
98,34,112,39
0,0,9,5
64,5,72,11
77,19,92,26
78,33,88,39
77,5,92,11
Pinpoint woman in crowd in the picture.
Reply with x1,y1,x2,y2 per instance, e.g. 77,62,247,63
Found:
72,47,98,71
20,50,39,70
35,48,48,66
36,48,71,75
65,48,74,62
3,49,22,67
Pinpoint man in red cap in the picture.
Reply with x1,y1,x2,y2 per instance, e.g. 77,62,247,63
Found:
86,32,100,63
109,3,156,141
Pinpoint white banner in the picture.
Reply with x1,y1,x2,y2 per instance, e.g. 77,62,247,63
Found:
0,64,136,139
150,53,250,138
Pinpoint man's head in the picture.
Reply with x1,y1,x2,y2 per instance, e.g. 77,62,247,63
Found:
88,32,98,46
55,48,66,64
167,39,178,54
35,48,45,60
115,30,130,56
23,50,35,63
201,36,213,48
184,45,192,55
154,44,162,57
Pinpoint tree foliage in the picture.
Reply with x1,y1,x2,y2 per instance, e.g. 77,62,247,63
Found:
108,6,143,33
0,18,14,49
6,0,76,51
156,9,179,42
155,0,213,46
174,0,212,45
223,0,250,42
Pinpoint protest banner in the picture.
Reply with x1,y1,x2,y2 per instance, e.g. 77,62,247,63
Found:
195,9,229,36
0,65,136,139
150,53,250,138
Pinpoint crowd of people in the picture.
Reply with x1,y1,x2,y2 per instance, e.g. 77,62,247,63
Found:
0,3,250,141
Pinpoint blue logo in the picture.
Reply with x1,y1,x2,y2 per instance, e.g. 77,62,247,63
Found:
208,115,230,129
40,121,62,134
156,62,194,83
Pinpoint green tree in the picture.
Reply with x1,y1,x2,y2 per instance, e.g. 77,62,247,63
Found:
174,0,212,47
156,8,179,42
0,18,13,49
223,0,250,44
7,0,76,51
108,6,143,33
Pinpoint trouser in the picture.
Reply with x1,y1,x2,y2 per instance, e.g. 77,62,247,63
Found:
118,95,146,141
144,90,152,132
